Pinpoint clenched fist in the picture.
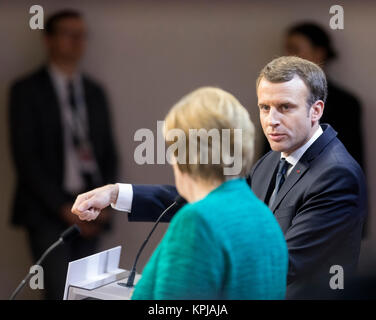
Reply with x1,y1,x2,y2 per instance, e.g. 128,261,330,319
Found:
71,184,119,221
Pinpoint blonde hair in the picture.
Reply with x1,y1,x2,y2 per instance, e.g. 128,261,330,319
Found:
164,87,255,182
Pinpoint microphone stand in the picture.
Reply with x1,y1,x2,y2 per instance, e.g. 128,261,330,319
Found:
9,224,80,300
121,197,183,288
9,239,63,300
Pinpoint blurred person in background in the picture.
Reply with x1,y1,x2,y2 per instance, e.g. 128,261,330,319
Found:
73,87,289,299
8,9,118,299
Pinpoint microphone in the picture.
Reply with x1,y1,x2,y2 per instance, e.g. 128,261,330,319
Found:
9,224,81,300
60,224,81,243
120,195,185,288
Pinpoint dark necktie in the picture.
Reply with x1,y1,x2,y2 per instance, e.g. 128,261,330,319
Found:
268,158,291,208
67,80,97,191
67,80,76,110
67,80,80,147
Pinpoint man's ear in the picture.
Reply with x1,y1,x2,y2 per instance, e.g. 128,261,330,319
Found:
310,100,324,123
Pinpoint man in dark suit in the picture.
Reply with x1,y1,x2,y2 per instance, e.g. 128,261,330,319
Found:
250,56,366,298
71,57,367,299
8,10,118,299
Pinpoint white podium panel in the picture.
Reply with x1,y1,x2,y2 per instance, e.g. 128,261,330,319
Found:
64,246,141,300
66,273,141,300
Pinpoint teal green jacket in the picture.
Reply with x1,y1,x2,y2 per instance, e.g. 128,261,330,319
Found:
131,178,288,300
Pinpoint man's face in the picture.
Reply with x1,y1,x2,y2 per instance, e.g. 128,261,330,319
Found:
257,76,321,156
45,17,87,63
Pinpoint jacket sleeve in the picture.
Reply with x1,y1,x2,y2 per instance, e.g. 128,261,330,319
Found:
129,184,182,222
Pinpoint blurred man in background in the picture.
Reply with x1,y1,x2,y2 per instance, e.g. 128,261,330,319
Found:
8,10,118,299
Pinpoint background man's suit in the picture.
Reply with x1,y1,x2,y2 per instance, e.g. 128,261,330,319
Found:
8,66,118,299
125,124,367,299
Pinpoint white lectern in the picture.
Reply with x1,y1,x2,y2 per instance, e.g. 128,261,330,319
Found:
63,246,140,300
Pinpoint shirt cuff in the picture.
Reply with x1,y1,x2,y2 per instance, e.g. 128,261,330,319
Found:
111,183,133,213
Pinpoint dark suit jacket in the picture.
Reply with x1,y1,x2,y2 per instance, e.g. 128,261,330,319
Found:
8,66,118,229
249,124,367,298
128,124,367,299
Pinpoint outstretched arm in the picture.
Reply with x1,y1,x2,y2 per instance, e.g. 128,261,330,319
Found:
72,183,182,222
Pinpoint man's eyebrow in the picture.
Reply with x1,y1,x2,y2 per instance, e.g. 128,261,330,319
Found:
276,101,297,107
260,101,296,107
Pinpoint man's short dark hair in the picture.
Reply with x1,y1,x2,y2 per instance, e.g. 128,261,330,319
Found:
44,9,83,35
256,56,328,107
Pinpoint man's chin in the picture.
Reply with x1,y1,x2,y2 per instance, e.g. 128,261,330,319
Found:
270,144,297,157
268,142,285,153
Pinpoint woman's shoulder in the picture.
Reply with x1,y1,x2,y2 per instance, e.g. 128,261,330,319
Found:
170,178,272,231
174,179,256,221
168,197,218,235
172,200,206,223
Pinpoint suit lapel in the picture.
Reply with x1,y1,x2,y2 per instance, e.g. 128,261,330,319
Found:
34,66,65,176
39,66,64,148
258,152,280,202
270,124,338,212
270,160,309,212
40,66,61,124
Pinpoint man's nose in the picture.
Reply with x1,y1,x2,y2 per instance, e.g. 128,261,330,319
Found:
267,108,281,126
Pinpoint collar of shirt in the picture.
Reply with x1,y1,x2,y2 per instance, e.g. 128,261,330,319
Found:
282,125,323,176
48,63,87,130
48,63,82,99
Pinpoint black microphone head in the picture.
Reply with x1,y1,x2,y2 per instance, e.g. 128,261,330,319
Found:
60,224,81,243
174,195,186,206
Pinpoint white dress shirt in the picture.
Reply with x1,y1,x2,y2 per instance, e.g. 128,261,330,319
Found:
283,125,323,176
111,183,133,212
